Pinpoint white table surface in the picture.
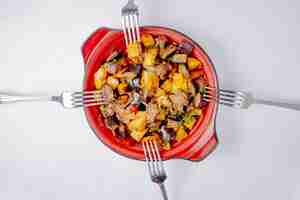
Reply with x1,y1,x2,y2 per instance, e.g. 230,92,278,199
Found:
1,0,300,199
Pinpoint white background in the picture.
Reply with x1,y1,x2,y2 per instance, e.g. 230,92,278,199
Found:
1,0,300,199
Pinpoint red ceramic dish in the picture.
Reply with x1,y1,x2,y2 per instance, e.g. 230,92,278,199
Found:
82,26,219,161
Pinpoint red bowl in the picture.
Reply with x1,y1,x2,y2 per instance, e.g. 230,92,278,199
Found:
82,26,219,161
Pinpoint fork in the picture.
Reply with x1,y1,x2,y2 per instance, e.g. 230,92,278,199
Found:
142,140,168,200
203,86,300,111
121,0,141,47
0,91,108,108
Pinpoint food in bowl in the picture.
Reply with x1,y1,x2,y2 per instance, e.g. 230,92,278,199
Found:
93,33,208,150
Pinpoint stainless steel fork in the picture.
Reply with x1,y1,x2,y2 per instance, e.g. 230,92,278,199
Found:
121,0,141,47
142,140,168,200
0,91,108,108
203,86,300,111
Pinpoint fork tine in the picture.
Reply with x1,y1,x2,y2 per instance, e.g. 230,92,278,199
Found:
203,96,237,107
149,140,159,175
129,15,137,42
125,15,133,44
72,90,104,96
206,86,247,99
203,92,236,103
72,93,105,99
72,98,106,105
72,101,105,108
133,14,140,41
144,141,156,176
204,91,244,103
152,140,165,175
121,17,129,46
143,142,154,177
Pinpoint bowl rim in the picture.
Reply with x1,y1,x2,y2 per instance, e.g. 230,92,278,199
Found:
82,25,220,161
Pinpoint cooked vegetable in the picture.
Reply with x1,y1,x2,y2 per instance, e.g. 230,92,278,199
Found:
194,78,207,93
183,115,197,129
130,104,139,113
190,70,204,80
190,108,202,116
118,94,130,105
107,76,119,89
172,73,188,92
160,126,171,142
170,54,187,63
107,62,119,74
160,45,176,59
95,33,209,149
176,126,188,142
155,63,171,80
127,42,142,63
157,95,172,110
104,116,119,131
146,103,159,123
118,82,128,95
100,104,115,118
141,34,155,47
169,91,188,113
132,64,142,76
130,77,140,90
161,79,173,93
128,111,147,141
141,70,159,96
166,119,179,130
178,42,193,55
94,65,108,89
187,80,196,96
178,64,190,78
194,93,202,107
156,35,168,49
144,48,158,66
155,88,166,98
99,84,114,103
187,57,202,70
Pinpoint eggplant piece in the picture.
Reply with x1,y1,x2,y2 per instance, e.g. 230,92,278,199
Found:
177,42,193,55
115,123,127,139
160,125,171,143
194,78,207,94
168,113,183,122
194,93,202,107
106,62,120,74
170,54,187,63
104,116,119,131
166,118,180,130
160,45,176,59
155,63,171,80
155,35,168,49
100,104,115,118
131,64,142,76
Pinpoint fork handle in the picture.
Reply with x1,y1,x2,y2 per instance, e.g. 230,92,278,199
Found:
158,183,168,200
0,93,52,104
254,98,300,111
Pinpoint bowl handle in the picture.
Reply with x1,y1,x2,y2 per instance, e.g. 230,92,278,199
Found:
177,123,218,161
81,27,111,66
